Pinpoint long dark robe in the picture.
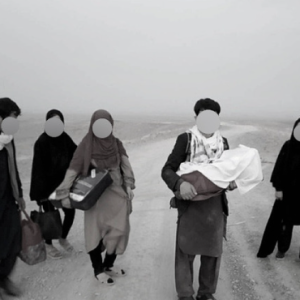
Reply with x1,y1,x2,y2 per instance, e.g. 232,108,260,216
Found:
270,118,300,225
29,132,77,201
161,132,229,256
0,146,22,277
257,119,300,257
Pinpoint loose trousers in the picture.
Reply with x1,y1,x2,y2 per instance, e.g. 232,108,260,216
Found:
175,237,221,298
257,199,294,257
89,239,117,277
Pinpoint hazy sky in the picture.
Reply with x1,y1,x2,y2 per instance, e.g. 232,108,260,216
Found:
1,0,300,120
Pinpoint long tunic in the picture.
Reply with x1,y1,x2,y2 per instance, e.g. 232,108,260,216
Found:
161,132,229,257
0,143,22,263
30,132,77,202
270,141,300,225
57,154,135,254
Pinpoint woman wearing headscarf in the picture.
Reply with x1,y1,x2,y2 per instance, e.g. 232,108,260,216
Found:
257,118,300,259
54,109,135,285
30,109,77,259
0,97,25,297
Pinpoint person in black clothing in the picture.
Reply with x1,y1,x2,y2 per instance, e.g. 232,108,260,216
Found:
30,109,77,259
257,118,300,259
161,98,235,300
0,97,25,297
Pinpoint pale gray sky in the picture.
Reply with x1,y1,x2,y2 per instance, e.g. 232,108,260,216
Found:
1,0,300,120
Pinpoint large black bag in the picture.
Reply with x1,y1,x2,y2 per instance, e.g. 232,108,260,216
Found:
30,205,62,240
68,169,113,210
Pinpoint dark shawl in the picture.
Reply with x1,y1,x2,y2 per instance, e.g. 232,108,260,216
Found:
69,109,127,176
46,109,65,123
270,118,300,224
29,111,77,201
271,118,300,191
0,144,22,260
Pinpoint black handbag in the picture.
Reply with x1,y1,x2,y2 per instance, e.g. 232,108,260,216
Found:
30,204,62,240
68,168,113,210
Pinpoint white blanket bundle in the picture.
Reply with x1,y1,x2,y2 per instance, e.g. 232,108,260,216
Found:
177,145,263,194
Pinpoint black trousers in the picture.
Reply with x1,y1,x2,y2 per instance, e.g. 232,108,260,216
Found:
257,199,294,257
88,239,117,276
0,249,18,281
41,201,75,245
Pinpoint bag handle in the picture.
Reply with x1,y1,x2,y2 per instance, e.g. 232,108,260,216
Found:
20,208,33,222
91,158,98,168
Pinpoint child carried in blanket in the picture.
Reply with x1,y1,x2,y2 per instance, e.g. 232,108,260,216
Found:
175,125,263,201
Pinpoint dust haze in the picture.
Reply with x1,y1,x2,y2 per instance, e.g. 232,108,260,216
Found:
1,0,300,121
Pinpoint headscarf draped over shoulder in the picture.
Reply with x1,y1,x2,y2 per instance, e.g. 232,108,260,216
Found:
69,109,127,176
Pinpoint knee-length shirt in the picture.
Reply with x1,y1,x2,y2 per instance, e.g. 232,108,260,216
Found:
57,154,135,254
161,132,229,257
0,143,22,261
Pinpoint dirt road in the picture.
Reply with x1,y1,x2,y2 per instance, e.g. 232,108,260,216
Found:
7,122,300,300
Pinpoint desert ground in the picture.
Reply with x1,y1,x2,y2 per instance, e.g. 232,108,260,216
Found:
3,113,300,300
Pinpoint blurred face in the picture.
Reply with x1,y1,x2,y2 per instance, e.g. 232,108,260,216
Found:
293,123,300,141
195,109,220,138
44,115,64,137
92,118,113,138
0,111,18,133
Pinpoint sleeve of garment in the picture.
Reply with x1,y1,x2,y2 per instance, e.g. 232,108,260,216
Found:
161,133,189,192
222,136,229,216
12,140,23,197
29,139,50,201
270,141,289,191
0,150,8,201
120,155,135,190
54,169,79,199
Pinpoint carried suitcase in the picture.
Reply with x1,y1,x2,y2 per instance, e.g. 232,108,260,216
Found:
49,168,113,211
69,169,113,210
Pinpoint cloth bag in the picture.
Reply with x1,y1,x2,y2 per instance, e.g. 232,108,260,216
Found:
50,168,113,211
19,209,47,265
30,204,62,240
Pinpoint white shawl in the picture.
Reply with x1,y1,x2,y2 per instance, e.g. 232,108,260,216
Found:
177,145,263,194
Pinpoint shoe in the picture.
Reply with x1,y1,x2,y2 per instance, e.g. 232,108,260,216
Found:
59,238,74,252
0,277,22,296
275,251,285,259
95,272,115,286
196,294,216,300
257,252,269,258
105,266,126,277
46,244,63,259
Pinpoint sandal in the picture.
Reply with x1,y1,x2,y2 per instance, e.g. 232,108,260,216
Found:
105,267,126,277
95,272,115,286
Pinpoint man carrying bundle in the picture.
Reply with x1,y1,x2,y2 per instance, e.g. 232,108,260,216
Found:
161,98,235,300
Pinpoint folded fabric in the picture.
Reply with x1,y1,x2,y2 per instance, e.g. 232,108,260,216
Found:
177,145,263,195
175,171,224,201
